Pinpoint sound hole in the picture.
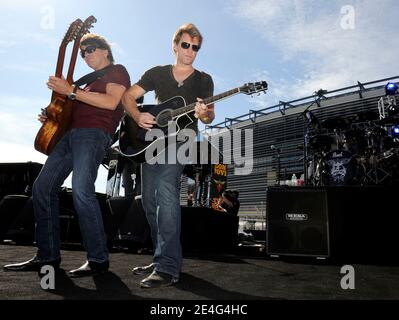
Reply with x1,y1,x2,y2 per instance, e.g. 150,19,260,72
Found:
156,109,174,127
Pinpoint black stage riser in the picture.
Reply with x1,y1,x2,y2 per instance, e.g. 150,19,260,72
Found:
0,162,43,200
0,195,30,240
2,193,239,253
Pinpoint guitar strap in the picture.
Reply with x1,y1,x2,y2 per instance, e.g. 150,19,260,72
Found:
73,64,114,87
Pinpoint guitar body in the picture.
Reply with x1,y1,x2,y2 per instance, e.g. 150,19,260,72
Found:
34,95,75,155
121,96,196,163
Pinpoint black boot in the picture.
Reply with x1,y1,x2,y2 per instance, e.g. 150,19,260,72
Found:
68,260,109,278
3,257,61,272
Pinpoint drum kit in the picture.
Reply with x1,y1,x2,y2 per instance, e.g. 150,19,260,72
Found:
307,111,399,186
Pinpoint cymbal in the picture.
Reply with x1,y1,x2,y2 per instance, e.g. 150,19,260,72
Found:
309,134,334,150
353,111,379,122
321,117,351,130
376,115,399,126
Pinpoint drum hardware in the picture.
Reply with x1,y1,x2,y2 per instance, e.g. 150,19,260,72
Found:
321,117,352,131
304,110,399,186
296,101,399,187
362,156,392,185
299,108,322,185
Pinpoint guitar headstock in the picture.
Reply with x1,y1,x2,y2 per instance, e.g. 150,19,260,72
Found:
79,15,97,38
62,19,84,46
240,81,268,95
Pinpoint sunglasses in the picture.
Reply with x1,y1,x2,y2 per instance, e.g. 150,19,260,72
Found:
80,45,98,58
180,42,200,52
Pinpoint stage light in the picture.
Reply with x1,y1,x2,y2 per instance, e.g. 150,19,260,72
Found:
385,82,398,96
391,125,399,138
387,103,399,116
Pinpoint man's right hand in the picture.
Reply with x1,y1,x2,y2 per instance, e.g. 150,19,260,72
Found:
38,109,48,124
135,112,156,131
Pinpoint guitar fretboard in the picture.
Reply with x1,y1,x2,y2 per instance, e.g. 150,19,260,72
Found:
172,87,241,118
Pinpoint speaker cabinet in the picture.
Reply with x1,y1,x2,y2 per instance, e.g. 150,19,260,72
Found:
266,187,330,258
266,186,399,261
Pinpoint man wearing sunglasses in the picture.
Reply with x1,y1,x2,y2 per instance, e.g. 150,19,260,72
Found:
123,23,215,288
3,34,130,278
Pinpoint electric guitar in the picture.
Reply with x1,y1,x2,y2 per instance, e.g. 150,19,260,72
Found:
119,81,268,163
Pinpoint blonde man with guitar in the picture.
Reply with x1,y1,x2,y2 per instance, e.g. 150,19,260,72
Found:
123,23,215,288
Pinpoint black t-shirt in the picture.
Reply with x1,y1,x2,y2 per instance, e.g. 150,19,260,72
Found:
136,65,214,132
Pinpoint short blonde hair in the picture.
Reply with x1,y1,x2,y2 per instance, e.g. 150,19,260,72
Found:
173,23,203,48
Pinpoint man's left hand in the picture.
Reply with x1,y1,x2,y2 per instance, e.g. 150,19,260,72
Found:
194,98,213,123
47,76,73,96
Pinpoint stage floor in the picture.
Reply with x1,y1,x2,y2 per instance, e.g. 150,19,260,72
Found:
0,243,398,300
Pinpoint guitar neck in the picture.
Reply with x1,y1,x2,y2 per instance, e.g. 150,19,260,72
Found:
66,37,81,84
55,44,67,78
52,45,67,101
172,87,242,118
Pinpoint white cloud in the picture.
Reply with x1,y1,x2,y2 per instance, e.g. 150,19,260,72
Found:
0,96,44,146
0,0,54,9
110,42,127,57
0,40,16,49
0,141,46,164
0,61,52,73
24,32,59,49
228,0,399,102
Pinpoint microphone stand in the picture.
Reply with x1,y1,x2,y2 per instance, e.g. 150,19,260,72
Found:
271,145,281,185
297,100,321,186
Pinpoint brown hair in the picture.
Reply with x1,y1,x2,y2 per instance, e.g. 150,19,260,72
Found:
80,33,114,63
173,23,203,48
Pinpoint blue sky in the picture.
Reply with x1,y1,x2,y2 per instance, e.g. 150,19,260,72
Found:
1,0,398,192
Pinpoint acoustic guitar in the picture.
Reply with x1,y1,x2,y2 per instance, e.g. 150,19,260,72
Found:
119,81,268,163
34,16,97,155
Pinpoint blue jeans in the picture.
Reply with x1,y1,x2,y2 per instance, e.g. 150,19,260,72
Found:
141,162,185,279
33,128,112,263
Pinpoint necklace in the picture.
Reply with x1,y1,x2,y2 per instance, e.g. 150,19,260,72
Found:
172,65,193,88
